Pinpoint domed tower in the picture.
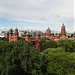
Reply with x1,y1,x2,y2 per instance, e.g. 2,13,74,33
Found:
9,28,13,42
61,23,66,36
45,27,51,37
9,28,13,35
14,28,18,36
13,28,19,41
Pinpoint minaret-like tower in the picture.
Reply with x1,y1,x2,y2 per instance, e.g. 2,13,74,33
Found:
14,28,19,41
61,23,66,36
9,28,13,42
14,28,18,36
9,28,13,35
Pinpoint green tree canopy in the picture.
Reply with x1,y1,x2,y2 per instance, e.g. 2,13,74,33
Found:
41,48,75,75
0,40,42,75
59,40,75,52
40,38,58,50
0,37,8,41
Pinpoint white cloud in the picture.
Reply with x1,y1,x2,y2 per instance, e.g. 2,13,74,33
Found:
0,0,74,32
0,0,73,19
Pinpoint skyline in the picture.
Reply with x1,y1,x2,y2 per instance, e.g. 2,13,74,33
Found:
0,0,74,33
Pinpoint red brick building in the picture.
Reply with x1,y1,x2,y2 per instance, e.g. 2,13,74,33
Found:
6,23,73,49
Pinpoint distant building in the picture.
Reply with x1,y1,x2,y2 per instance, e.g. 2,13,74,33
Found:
6,23,75,49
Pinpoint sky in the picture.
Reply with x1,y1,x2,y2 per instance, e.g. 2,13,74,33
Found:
0,0,74,33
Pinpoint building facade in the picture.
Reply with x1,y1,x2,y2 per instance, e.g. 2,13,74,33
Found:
6,23,75,49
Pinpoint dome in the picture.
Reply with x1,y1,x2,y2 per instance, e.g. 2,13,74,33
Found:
9,28,13,34
45,27,51,34
14,28,18,34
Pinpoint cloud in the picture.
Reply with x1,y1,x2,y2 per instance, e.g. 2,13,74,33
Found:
0,0,73,19
0,0,74,32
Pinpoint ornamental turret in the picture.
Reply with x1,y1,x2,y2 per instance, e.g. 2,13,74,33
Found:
9,28,13,35
61,23,66,36
14,28,18,36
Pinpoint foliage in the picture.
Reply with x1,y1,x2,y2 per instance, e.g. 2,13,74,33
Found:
71,41,75,52
59,40,75,52
0,37,8,41
41,48,75,75
0,38,75,75
40,38,58,50
0,40,42,75
43,47,64,53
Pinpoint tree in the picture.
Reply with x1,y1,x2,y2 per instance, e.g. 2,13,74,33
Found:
59,40,73,52
40,38,58,50
0,40,42,75
71,41,75,52
41,48,75,75
0,37,8,41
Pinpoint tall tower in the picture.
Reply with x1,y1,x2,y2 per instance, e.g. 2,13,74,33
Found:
61,23,66,36
9,28,13,42
14,28,19,41
14,28,18,36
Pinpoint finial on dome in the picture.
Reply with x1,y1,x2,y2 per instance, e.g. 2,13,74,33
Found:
62,23,64,26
